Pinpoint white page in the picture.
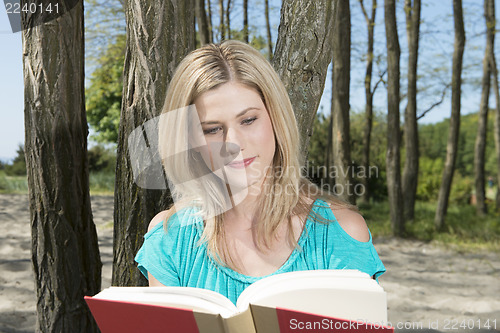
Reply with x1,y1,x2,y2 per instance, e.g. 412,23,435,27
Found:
236,270,387,324
93,286,238,318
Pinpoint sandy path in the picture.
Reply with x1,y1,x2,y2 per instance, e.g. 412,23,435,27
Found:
0,194,498,333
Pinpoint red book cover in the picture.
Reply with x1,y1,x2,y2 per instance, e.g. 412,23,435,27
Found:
275,307,394,333
84,296,200,333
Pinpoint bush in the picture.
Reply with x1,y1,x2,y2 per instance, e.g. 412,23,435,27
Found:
416,157,444,201
88,145,116,173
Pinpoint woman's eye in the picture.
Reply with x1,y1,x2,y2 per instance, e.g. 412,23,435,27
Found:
203,127,222,135
242,117,257,125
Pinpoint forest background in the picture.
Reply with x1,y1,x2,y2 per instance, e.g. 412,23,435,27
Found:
0,0,500,331
2,0,499,246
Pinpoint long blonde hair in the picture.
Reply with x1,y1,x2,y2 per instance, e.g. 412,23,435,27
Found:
158,40,355,269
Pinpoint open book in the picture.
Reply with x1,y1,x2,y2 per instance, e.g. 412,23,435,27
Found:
85,270,393,333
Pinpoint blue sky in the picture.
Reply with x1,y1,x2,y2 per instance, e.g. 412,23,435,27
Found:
0,1,498,161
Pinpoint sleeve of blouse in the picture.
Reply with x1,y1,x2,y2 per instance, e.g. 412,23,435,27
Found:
134,222,181,286
327,227,387,282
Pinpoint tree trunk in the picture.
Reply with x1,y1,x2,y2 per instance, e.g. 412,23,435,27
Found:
359,0,377,204
331,0,354,203
273,0,335,163
21,2,102,332
207,0,214,42
219,0,225,41
490,0,500,211
474,0,494,216
113,0,195,287
226,0,232,39
243,0,249,43
265,0,273,61
402,0,421,222
435,0,465,230
196,0,211,45
384,0,404,236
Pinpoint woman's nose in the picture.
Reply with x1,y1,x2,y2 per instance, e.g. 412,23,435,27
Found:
221,128,242,157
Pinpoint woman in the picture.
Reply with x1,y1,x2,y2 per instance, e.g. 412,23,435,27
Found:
135,40,385,305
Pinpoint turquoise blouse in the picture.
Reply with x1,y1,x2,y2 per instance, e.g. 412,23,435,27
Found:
135,199,386,305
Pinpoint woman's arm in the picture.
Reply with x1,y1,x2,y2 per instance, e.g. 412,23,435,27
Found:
148,272,167,286
146,208,173,287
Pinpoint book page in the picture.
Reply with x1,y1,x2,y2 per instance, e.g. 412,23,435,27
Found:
93,287,238,318
236,270,387,324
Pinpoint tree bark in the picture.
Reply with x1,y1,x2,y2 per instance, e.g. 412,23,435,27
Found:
402,0,421,222
265,0,273,61
219,0,225,40
384,0,404,236
21,1,102,332
273,0,335,163
226,0,232,39
489,0,500,211
243,0,249,43
359,0,377,203
207,0,214,42
331,0,354,203
196,0,211,45
474,0,494,216
435,0,465,230
113,0,195,287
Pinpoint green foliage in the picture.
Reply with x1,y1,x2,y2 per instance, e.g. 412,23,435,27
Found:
88,145,117,173
361,200,500,251
307,109,388,200
449,172,473,205
416,157,444,201
3,145,27,176
85,34,125,144
89,171,115,195
0,170,28,193
419,111,498,179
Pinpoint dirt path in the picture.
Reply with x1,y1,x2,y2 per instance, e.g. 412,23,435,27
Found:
0,194,498,333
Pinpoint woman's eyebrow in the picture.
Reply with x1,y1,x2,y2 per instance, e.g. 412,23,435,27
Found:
235,107,259,118
200,107,260,125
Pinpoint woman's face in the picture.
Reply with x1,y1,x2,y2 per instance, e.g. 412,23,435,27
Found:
192,82,276,194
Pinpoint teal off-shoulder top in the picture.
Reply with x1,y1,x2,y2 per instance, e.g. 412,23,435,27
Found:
134,199,386,305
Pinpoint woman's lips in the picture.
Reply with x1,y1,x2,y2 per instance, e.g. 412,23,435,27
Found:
227,156,256,169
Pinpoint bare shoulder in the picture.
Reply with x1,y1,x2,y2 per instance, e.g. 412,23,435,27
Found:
329,205,370,243
148,208,173,232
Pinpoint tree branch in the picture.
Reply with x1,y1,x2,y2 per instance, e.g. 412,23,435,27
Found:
417,83,450,120
372,69,387,93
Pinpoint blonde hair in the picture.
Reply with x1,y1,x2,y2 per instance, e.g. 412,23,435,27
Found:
158,40,355,270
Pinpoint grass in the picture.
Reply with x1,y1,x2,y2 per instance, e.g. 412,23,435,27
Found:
0,171,115,196
0,171,28,193
89,172,115,195
360,200,500,252
2,170,499,251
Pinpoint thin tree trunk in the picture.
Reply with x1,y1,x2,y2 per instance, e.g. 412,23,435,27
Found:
331,0,354,203
359,0,377,203
207,0,214,42
384,0,404,236
226,0,232,39
265,0,273,61
492,61,500,211
243,0,249,43
273,0,336,162
489,0,500,211
21,1,101,331
474,0,494,216
196,0,211,45
435,0,465,230
326,110,334,187
219,0,225,41
402,0,421,222
113,0,195,287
